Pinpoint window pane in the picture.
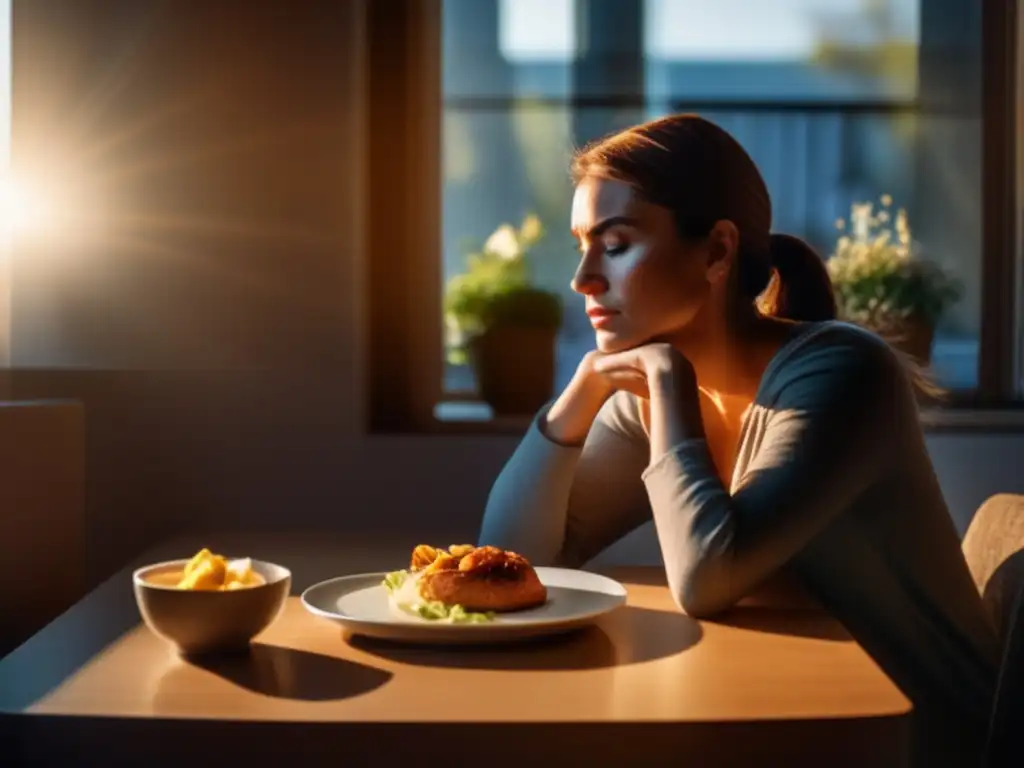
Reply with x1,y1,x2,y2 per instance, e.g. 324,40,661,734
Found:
912,112,981,390
645,0,919,101
441,0,982,401
442,105,646,394
443,0,574,99
499,0,574,64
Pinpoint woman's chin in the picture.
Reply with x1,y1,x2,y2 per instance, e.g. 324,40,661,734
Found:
595,330,635,354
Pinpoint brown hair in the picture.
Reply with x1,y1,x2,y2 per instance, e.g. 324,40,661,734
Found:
571,114,837,323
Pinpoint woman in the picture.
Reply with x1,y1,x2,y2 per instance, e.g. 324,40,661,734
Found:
478,115,1000,765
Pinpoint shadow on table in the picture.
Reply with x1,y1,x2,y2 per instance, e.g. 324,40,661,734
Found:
708,607,852,642
167,642,392,701
347,605,703,671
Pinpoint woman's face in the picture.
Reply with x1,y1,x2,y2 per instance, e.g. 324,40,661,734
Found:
570,175,734,353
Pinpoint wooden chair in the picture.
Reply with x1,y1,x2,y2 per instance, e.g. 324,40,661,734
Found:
961,493,1024,767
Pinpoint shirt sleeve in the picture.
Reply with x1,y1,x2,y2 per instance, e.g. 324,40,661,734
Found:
641,327,911,617
478,391,653,567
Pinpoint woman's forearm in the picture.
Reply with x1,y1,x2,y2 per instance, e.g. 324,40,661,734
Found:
648,367,705,460
478,410,584,563
543,375,612,446
542,352,615,446
480,354,616,562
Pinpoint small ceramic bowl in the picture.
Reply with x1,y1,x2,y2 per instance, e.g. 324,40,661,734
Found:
133,558,291,655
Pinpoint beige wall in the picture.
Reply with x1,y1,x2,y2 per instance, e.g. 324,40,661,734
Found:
6,1,1023,588
0,400,84,653
8,0,505,583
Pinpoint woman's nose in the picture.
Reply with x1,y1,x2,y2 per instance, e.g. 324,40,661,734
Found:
570,270,608,296
571,257,608,296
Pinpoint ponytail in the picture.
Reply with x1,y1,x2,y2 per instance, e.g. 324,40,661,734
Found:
756,233,837,322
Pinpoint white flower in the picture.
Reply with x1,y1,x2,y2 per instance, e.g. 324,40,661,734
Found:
519,214,543,244
444,313,466,345
484,224,521,261
895,209,910,247
880,194,893,207
850,202,873,241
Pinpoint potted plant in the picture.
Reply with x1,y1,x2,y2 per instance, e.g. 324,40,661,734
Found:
444,214,563,416
826,195,962,364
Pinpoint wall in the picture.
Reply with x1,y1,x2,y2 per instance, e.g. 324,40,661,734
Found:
0,400,84,654
8,0,522,584
7,0,1023,588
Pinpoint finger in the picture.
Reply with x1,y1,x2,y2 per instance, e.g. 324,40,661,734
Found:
600,370,644,385
592,353,641,374
598,370,650,399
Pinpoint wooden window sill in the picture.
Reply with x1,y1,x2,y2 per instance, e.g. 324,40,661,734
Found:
398,400,1024,437
919,407,1024,432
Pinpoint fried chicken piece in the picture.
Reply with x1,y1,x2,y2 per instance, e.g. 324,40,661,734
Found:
457,545,531,576
419,545,547,612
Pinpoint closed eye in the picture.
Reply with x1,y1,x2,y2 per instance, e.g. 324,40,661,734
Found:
572,216,639,256
576,238,629,256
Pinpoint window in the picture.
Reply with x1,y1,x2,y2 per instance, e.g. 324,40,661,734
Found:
367,0,1020,431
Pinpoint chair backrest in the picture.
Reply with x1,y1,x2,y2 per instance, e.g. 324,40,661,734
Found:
962,493,1024,768
986,587,1023,768
962,494,1024,642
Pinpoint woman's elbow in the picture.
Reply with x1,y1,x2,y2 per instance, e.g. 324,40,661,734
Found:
666,568,735,619
477,498,563,566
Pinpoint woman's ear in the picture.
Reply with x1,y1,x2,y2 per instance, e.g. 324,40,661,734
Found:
705,219,740,284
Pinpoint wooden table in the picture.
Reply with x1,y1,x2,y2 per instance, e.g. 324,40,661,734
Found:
0,533,911,766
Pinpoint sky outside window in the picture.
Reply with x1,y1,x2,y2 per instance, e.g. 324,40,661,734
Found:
498,0,918,62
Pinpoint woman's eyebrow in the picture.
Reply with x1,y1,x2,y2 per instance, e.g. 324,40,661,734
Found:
571,215,640,239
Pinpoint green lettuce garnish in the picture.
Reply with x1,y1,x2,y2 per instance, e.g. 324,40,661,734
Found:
382,569,494,623
382,570,408,593
416,600,495,623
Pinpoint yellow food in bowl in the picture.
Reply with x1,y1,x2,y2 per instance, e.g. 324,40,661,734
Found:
176,548,265,591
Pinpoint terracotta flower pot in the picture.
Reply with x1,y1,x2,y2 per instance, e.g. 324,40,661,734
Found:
470,326,557,417
886,315,935,365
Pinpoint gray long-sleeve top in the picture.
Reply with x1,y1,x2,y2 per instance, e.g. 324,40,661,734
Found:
479,321,1000,760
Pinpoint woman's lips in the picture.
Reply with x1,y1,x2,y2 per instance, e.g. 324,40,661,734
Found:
587,307,619,329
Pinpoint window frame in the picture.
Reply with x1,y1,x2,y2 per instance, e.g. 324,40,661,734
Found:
979,0,1019,401
366,0,1023,434
365,0,444,433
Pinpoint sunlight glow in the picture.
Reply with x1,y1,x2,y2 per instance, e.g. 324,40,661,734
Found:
0,175,51,237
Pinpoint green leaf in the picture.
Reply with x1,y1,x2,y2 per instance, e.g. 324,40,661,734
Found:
382,570,408,593
413,599,494,623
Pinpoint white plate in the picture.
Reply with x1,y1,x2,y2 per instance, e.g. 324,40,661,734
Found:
300,567,628,645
